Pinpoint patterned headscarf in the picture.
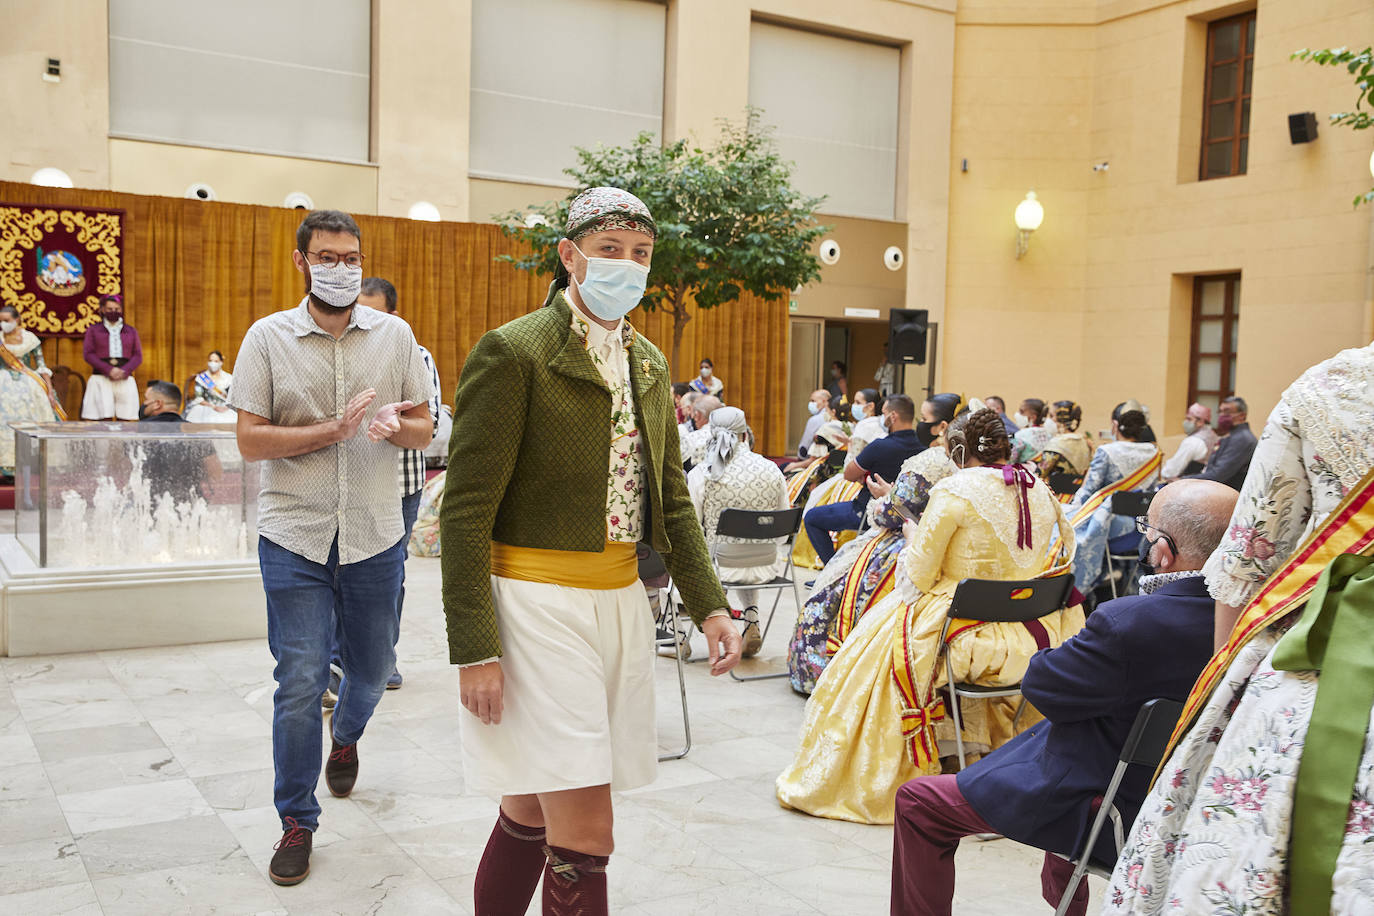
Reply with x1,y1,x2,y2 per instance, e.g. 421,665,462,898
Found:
565,187,656,242
703,406,749,482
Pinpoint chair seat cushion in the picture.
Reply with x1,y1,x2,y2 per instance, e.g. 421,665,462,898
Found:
1107,532,1142,556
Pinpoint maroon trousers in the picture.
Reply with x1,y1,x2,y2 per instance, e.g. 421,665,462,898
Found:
891,775,1087,916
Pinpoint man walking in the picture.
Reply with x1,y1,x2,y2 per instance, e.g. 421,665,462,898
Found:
442,187,740,915
231,210,433,886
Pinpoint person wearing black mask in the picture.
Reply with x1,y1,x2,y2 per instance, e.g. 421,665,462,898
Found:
1184,395,1257,491
80,294,143,420
915,392,963,450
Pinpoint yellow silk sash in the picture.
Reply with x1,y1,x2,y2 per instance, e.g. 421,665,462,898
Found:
1156,465,1374,774
786,461,823,506
1069,450,1160,527
0,343,65,421
892,540,1075,769
490,540,638,590
826,531,899,656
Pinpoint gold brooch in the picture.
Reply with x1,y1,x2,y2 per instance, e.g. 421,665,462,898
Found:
641,358,652,377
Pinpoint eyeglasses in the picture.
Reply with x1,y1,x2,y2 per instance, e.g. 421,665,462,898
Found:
1134,516,1178,555
306,250,365,269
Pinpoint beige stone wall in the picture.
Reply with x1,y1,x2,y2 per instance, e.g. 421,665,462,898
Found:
945,0,1374,435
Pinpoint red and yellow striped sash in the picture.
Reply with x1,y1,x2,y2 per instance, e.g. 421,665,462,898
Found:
1069,450,1161,527
826,532,898,656
786,462,823,506
1158,466,1374,771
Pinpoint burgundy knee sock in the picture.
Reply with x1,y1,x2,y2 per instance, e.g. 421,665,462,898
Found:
541,844,610,916
473,810,547,916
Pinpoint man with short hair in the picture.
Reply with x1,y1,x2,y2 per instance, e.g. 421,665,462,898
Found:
357,275,442,691
139,380,183,420
1188,395,1256,491
81,294,143,420
139,380,221,500
1161,402,1219,480
890,479,1238,916
985,395,1019,437
678,389,700,438
232,209,434,886
680,394,722,468
803,393,922,564
796,388,831,457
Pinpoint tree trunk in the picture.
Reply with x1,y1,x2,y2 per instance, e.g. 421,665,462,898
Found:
669,290,691,377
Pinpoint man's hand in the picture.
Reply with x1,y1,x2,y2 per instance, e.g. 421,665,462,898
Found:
109,367,126,380
702,614,742,676
335,389,376,443
867,473,892,499
460,660,505,724
367,399,415,442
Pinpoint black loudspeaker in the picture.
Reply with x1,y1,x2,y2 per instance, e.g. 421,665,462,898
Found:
1288,112,1318,144
888,308,928,364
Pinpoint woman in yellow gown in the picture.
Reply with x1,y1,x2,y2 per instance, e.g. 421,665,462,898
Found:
776,408,1083,824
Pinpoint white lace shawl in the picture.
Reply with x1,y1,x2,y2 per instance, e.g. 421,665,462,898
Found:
933,466,1070,562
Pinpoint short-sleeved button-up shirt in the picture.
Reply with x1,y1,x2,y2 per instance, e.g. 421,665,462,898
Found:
230,298,435,565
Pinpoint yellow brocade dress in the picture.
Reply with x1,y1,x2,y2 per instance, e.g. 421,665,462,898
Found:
775,467,1083,824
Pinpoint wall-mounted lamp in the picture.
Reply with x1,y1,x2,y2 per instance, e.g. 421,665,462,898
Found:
408,201,440,222
1014,191,1044,260
1369,148,1374,180
30,167,73,188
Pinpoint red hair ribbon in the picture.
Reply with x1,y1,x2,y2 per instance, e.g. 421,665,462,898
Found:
999,464,1037,550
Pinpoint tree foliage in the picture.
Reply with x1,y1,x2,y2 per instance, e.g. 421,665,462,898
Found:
497,109,828,369
1292,46,1374,207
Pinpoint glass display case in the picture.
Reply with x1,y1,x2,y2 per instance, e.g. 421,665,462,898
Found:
12,422,259,568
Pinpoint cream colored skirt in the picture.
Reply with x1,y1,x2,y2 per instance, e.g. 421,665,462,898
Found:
460,575,657,796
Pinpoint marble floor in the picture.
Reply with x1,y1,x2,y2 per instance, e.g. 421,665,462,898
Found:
0,556,1102,915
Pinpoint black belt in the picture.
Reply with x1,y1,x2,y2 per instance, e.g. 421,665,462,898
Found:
106,357,128,367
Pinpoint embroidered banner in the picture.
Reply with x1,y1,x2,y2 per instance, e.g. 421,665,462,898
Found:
0,203,125,338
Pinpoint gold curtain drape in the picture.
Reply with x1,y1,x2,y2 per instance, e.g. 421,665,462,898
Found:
0,183,789,454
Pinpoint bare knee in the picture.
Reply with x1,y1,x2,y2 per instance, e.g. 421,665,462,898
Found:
500,794,545,829
540,786,615,856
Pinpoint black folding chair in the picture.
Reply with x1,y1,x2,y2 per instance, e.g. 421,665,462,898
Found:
1048,472,1083,499
1052,698,1183,915
709,507,805,682
639,544,691,761
938,574,1077,769
1104,491,1156,600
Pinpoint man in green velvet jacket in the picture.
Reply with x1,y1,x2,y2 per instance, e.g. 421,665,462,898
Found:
440,187,739,915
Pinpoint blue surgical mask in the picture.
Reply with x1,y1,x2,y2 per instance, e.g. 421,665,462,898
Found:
852,404,865,421
807,401,820,416
571,243,649,321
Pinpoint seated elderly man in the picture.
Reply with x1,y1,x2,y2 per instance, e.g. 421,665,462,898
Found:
796,389,832,458
1161,402,1219,480
686,407,788,658
680,394,722,468
890,478,1237,916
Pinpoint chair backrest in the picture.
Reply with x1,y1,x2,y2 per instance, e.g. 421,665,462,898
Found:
49,365,85,418
1048,472,1082,498
1119,697,1184,767
715,507,803,541
947,573,1077,624
1110,490,1154,518
636,542,670,587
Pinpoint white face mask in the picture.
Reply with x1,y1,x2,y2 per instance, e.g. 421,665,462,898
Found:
700,368,711,379
207,360,223,373
0,320,17,334
307,262,362,309
571,243,649,322
1012,411,1029,429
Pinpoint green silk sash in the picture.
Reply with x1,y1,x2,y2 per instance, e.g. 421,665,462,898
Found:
1271,552,1374,916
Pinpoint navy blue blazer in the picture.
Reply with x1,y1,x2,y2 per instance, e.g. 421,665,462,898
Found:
956,575,1215,861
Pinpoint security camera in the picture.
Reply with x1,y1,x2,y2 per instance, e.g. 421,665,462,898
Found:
883,246,904,271
283,191,314,210
819,239,841,265
185,183,216,201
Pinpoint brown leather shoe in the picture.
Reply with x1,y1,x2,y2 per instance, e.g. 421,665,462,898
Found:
269,817,312,886
325,736,359,798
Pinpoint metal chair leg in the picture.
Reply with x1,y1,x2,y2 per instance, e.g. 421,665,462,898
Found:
945,655,967,769
658,609,692,761
1011,696,1028,730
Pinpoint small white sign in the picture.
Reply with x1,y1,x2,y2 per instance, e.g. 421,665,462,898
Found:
844,307,881,319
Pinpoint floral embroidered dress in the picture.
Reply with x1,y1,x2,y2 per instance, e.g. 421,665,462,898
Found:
776,467,1082,824
1066,440,1159,593
185,369,234,424
1102,342,1374,916
787,447,957,695
0,329,58,473
570,302,644,543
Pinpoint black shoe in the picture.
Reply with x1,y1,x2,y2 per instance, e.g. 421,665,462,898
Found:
325,736,358,798
269,817,312,886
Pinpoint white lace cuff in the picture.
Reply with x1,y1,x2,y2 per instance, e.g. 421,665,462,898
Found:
1202,549,1261,608
895,574,924,606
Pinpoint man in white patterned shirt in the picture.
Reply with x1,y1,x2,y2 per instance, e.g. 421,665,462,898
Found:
232,210,433,887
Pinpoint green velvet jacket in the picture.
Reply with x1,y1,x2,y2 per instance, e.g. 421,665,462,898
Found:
440,284,728,664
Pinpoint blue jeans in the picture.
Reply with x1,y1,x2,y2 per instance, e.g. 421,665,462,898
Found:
804,499,864,565
329,487,423,670
261,534,405,831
